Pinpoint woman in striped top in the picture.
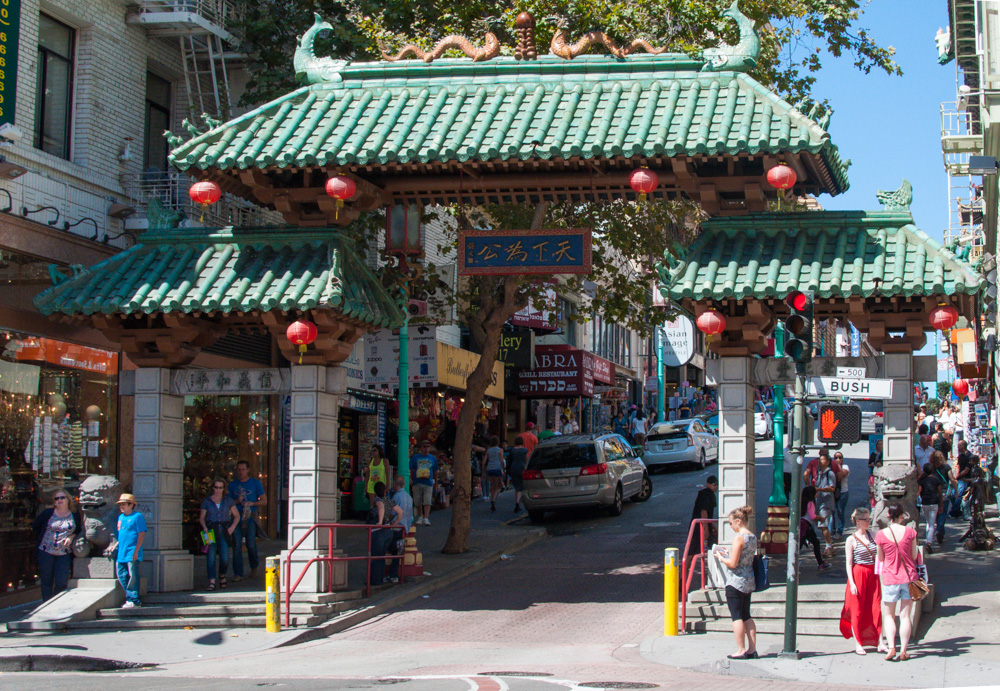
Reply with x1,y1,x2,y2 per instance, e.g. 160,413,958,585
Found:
839,507,884,654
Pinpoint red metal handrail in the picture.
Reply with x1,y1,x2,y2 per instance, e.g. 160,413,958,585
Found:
679,518,716,632
284,522,407,627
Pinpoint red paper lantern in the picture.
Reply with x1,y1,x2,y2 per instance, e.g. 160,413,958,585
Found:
952,378,969,397
696,309,727,336
189,181,222,222
286,319,318,364
325,175,357,219
766,164,797,191
929,303,959,331
629,168,659,202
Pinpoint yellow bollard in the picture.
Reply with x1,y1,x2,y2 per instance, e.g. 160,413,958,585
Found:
664,547,679,636
265,556,281,633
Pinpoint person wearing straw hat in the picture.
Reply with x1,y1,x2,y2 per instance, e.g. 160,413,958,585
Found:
105,493,146,608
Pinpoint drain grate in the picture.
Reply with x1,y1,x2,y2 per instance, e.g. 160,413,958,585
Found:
579,683,660,689
480,671,554,677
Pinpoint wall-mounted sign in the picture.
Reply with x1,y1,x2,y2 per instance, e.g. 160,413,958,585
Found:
510,286,557,331
364,325,438,389
661,315,695,367
437,342,505,399
0,0,22,128
497,327,534,369
517,345,594,398
459,229,592,275
171,368,290,395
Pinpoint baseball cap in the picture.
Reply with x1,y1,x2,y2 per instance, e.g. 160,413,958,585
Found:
526,422,534,429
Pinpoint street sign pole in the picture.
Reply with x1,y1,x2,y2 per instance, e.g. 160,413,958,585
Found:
770,323,787,505
398,314,410,493
656,327,665,424
781,360,806,659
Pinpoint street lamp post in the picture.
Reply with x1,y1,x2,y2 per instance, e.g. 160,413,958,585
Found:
769,323,788,505
656,326,665,423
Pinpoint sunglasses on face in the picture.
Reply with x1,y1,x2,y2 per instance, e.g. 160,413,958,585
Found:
54,496,68,501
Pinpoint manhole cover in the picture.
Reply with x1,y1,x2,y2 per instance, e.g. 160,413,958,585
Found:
643,522,680,528
579,684,660,689
480,672,554,677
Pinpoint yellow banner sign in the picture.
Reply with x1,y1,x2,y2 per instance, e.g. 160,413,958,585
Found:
437,343,504,399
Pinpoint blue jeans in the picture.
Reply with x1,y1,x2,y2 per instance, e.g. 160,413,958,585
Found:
953,480,970,518
116,561,141,604
206,524,231,581
369,529,392,586
834,491,850,534
232,518,259,577
37,550,72,601
936,505,948,539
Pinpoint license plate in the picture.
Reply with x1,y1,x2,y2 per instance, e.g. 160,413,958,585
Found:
554,477,570,486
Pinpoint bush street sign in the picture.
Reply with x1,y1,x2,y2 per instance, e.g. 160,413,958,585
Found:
806,376,893,399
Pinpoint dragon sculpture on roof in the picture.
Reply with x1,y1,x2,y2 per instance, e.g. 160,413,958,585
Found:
700,1,760,72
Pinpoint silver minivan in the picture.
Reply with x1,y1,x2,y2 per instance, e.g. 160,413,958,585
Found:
522,433,652,523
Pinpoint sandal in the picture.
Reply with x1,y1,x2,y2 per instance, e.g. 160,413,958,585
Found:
207,582,216,591
900,652,910,661
219,576,228,589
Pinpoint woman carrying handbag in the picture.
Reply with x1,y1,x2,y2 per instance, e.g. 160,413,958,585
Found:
874,503,924,661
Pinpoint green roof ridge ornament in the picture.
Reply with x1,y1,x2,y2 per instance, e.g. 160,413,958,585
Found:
875,179,913,212
295,13,348,84
701,1,760,72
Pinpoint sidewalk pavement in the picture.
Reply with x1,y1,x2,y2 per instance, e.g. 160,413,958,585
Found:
641,513,1000,688
0,495,544,670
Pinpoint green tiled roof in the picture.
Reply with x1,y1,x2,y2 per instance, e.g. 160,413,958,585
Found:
168,55,849,194
661,211,982,301
34,228,404,327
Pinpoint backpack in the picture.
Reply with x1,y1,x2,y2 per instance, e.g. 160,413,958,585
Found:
752,553,770,592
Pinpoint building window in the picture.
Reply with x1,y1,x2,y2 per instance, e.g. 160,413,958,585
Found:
34,14,75,159
144,73,171,172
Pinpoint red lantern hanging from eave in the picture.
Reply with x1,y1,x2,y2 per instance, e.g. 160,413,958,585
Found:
629,168,659,202
952,378,970,397
766,164,797,191
696,309,727,336
929,303,959,331
325,175,357,220
189,181,222,222
286,319,318,364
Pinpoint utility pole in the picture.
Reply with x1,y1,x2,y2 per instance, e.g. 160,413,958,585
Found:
769,323,787,505
781,361,805,659
398,313,410,493
656,326,665,423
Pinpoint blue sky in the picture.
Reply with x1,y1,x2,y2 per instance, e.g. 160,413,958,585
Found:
813,0,954,238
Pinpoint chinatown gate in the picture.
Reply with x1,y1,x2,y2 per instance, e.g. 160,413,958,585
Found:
33,7,970,592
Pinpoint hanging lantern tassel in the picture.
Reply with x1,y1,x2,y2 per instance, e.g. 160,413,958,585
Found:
297,343,307,364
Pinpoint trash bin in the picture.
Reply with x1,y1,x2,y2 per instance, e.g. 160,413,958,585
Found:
352,476,370,516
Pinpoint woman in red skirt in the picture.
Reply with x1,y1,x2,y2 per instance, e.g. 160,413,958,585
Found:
840,507,884,654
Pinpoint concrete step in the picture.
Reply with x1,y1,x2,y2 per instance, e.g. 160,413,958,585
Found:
69,613,324,630
686,618,842,637
686,603,841,621
141,589,362,606
687,587,844,605
97,600,353,619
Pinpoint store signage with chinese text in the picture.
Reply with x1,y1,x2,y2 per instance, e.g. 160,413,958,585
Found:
171,368,290,395
458,229,592,275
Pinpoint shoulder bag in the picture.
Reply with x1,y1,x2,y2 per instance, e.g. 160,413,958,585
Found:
752,552,770,592
889,527,929,601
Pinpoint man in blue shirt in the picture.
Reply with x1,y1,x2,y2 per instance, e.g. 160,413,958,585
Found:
228,460,266,580
409,441,438,526
106,493,146,608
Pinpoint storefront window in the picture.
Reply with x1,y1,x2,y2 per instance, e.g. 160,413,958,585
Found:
0,330,119,593
182,395,270,552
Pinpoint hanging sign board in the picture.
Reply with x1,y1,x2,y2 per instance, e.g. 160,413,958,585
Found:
458,229,592,275
0,0,21,128
661,315,695,367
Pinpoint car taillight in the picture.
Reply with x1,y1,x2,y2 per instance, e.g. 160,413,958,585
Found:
687,434,694,446
522,469,543,480
579,463,608,476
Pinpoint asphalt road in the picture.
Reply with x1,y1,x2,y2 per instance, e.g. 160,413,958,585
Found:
3,438,877,691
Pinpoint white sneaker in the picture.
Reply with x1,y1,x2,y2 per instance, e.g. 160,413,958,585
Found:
122,601,137,609
423,517,431,526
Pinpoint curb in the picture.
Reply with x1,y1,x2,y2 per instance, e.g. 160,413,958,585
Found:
274,525,547,648
0,654,156,673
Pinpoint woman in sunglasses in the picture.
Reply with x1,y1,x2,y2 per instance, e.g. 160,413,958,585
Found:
32,489,84,601
199,478,241,591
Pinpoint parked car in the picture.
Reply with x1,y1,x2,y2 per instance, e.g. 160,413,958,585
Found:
852,398,884,437
755,400,773,439
522,433,652,523
644,418,719,471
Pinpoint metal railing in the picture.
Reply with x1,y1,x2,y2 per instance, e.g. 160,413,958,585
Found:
679,518,716,632
284,522,407,628
120,171,281,229
131,0,243,29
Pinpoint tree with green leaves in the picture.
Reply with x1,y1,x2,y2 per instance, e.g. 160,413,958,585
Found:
229,0,902,554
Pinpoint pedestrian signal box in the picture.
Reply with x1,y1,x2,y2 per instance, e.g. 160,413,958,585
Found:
816,404,862,444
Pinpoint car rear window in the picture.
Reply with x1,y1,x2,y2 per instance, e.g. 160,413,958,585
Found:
853,400,884,413
528,443,598,470
647,423,689,442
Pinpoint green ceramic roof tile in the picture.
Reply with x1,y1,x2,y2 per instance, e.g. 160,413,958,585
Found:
168,55,849,194
34,228,404,328
662,211,982,301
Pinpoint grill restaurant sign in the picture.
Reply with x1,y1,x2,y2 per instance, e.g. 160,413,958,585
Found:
661,315,695,367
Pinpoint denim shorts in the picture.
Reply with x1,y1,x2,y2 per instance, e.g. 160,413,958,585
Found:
881,582,911,603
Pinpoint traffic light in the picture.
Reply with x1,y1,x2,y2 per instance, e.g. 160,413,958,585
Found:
783,290,814,363
816,404,862,444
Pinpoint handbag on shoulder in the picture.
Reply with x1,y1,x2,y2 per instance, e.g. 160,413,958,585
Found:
752,553,770,592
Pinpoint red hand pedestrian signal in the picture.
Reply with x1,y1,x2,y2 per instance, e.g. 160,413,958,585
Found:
816,404,862,444
821,408,839,438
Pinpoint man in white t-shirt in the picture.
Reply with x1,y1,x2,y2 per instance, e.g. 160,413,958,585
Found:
914,435,934,468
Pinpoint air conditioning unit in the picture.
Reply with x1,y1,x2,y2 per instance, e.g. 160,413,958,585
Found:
407,299,428,317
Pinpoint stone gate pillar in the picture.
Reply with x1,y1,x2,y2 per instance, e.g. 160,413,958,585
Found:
281,365,348,593
716,357,756,542
132,368,193,592
873,352,920,529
